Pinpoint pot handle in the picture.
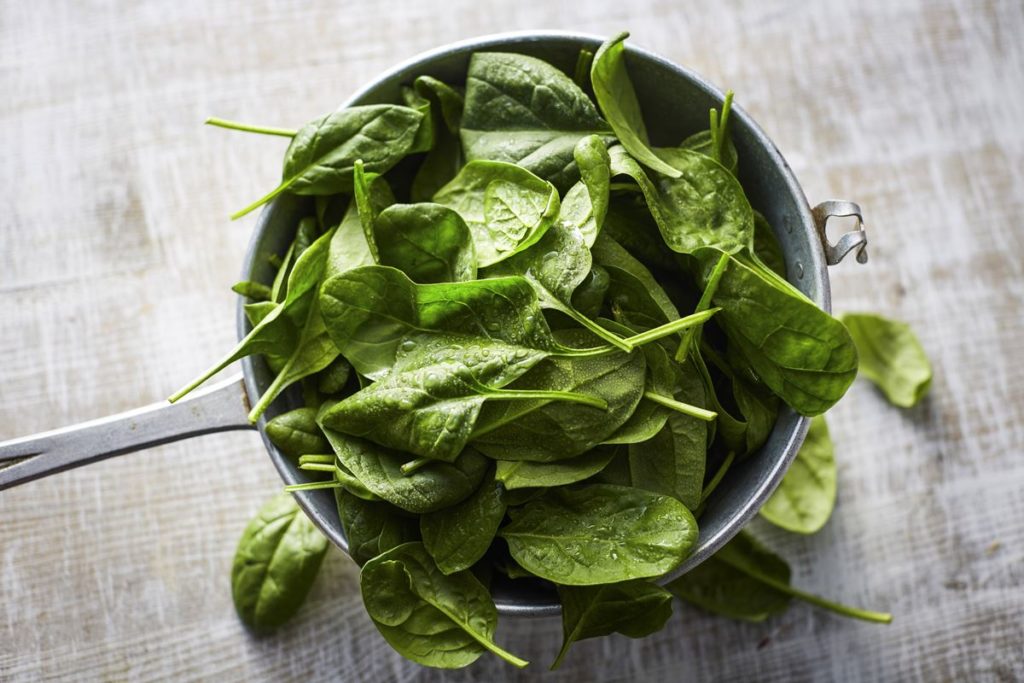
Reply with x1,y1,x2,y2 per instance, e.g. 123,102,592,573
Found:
812,200,869,266
0,375,254,491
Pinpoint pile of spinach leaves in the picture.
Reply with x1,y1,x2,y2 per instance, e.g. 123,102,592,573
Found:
189,32,933,670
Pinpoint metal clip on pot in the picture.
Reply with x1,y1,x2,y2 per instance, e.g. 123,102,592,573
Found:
812,200,868,265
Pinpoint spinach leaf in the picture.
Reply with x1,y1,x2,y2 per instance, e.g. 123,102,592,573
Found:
360,542,528,668
433,160,560,267
499,483,697,585
231,492,328,634
552,580,673,669
752,210,787,278
319,266,558,379
265,407,330,458
666,90,738,175
602,341,679,445
320,333,602,462
568,134,611,246
408,76,465,202
233,104,427,218
591,32,682,179
461,52,611,190
706,253,858,415
471,331,646,461
495,446,618,489
421,468,506,574
570,265,610,319
592,233,679,329
335,489,418,566
317,355,352,395
841,313,933,408
322,427,488,513
668,531,891,623
760,415,836,533
374,203,476,283
609,145,754,255
232,280,272,301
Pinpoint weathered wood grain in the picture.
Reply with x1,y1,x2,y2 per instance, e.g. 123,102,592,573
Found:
2,0,1022,680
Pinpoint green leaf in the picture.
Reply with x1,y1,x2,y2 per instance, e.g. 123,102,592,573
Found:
760,415,836,534
471,331,646,461
752,210,787,278
707,253,858,416
592,233,680,329
569,134,612,246
361,543,528,668
433,160,560,267
319,333,549,461
336,489,418,566
609,145,754,256
591,32,681,179
231,280,272,301
552,580,673,669
319,265,558,379
233,105,427,218
500,483,697,585
409,76,466,202
374,203,477,283
461,52,612,190
672,128,738,176
570,265,610,319
421,468,506,574
322,427,488,514
265,407,330,458
317,356,352,395
495,446,618,489
841,313,933,408
231,492,329,634
666,530,791,622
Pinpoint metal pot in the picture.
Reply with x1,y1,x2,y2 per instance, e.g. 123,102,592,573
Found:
0,31,867,617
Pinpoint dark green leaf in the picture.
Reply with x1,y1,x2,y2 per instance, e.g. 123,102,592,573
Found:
495,446,618,489
421,469,506,574
336,489,418,566
374,203,477,283
266,407,329,458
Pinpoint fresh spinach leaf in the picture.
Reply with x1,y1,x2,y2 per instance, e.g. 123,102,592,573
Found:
233,104,427,218
336,489,418,566
317,356,352,395
232,280,272,301
495,446,618,489
570,265,610,319
461,52,612,190
409,76,465,202
374,203,477,283
760,415,836,534
231,492,328,634
591,32,682,178
265,407,330,458
841,313,932,408
433,160,560,267
499,483,697,584
752,210,787,278
360,542,528,668
421,468,506,574
552,580,673,669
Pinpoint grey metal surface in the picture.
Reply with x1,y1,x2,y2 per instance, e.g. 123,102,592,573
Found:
813,200,870,265
240,31,865,617
0,376,253,491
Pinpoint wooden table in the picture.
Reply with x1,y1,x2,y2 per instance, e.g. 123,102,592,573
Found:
2,0,1022,680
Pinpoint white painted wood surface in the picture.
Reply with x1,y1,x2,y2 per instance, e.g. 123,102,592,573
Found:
2,0,1022,680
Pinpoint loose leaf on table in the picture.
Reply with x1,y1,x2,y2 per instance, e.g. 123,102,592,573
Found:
591,32,681,179
500,483,697,585
360,542,528,668
841,313,933,408
460,51,612,190
233,104,427,218
319,265,559,379
170,219,336,402
421,468,506,574
433,160,560,267
373,203,477,284
552,580,673,669
336,489,419,566
265,407,330,458
320,333,567,462
471,330,646,461
322,427,488,513
231,492,329,634
408,76,466,201
608,145,754,256
760,415,836,534
495,445,619,489
705,252,858,416
668,531,892,624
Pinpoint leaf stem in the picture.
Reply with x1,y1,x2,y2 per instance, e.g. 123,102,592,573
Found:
298,454,335,465
231,177,296,220
284,480,342,492
205,117,298,138
400,457,434,475
699,450,735,508
643,391,717,421
624,308,720,347
563,307,633,352
299,463,337,473
484,389,608,411
675,252,730,362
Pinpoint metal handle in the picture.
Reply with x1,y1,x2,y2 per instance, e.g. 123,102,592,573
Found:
812,200,869,266
0,375,254,491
